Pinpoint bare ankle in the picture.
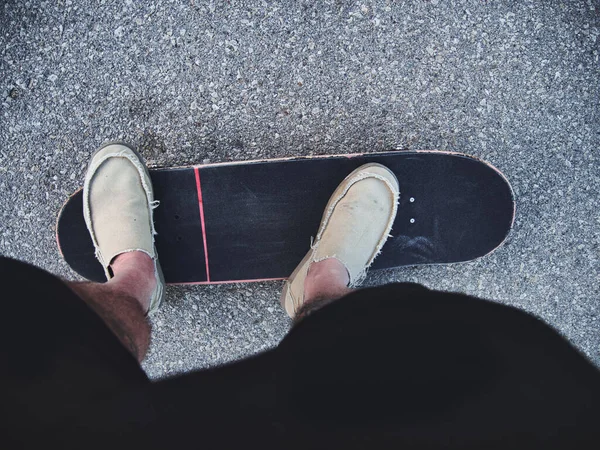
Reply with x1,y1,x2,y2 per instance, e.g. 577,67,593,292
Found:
109,251,156,312
304,258,353,306
111,251,155,279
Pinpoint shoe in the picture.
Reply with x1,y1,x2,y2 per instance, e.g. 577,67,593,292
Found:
280,163,399,318
83,142,165,314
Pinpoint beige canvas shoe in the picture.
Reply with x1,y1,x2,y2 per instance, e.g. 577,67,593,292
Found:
280,163,400,318
83,142,165,314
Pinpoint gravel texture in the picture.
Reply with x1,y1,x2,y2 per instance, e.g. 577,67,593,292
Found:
1,0,598,379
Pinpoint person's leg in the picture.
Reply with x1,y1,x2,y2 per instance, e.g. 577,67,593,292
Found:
3,143,169,447
61,142,167,362
66,251,156,362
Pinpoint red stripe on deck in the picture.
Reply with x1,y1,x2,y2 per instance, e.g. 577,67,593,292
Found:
174,277,285,286
194,167,211,282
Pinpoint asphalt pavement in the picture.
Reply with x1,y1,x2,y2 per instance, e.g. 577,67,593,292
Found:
1,0,598,379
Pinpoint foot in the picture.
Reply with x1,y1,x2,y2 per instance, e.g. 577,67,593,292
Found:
83,142,165,314
280,163,400,318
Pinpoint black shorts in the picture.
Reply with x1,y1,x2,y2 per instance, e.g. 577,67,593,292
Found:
2,256,599,449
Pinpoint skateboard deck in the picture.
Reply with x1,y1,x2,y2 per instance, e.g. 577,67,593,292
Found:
57,151,515,284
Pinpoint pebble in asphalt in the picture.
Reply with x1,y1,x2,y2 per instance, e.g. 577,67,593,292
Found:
0,0,599,379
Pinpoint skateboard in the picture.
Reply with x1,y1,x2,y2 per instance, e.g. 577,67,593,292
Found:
56,151,515,284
